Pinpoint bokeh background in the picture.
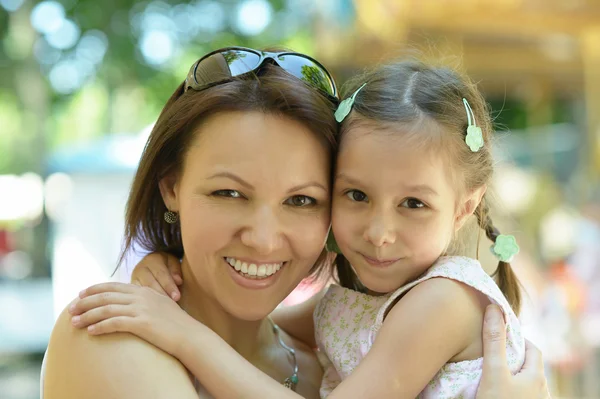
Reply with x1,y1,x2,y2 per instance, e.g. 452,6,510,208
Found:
1,0,600,398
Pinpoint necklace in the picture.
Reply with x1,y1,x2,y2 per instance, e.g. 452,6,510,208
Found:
191,318,299,393
268,317,299,391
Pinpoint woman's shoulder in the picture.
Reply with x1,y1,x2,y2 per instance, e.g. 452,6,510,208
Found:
43,301,198,399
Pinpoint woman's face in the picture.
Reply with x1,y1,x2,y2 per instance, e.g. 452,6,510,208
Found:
162,111,331,320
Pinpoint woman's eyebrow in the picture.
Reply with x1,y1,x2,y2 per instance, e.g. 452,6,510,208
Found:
287,182,328,194
207,172,254,190
207,172,327,194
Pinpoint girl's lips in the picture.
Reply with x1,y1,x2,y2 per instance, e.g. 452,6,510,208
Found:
360,253,401,268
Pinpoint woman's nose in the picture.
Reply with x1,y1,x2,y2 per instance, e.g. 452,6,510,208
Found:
240,206,284,254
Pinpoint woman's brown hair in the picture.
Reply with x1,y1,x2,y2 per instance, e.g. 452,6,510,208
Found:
119,60,338,277
332,59,522,314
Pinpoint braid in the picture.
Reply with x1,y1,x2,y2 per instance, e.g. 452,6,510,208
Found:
475,198,522,314
476,201,500,243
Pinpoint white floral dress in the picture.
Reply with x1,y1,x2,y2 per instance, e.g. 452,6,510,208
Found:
313,256,525,398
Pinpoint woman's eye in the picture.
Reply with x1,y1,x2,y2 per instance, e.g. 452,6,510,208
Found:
400,198,425,209
345,190,368,202
285,195,316,207
212,189,242,198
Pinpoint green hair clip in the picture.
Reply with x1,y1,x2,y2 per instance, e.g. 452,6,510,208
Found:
491,234,520,262
463,98,484,152
334,83,367,123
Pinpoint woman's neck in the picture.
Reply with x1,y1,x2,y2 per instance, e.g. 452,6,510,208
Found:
177,257,272,361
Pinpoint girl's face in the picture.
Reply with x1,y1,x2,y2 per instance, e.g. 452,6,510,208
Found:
161,111,331,320
332,125,474,294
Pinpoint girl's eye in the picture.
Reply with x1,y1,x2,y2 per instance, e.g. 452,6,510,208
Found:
400,198,425,209
212,189,243,198
345,190,368,202
285,195,316,207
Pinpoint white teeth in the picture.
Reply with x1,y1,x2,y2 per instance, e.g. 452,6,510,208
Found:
225,258,285,279
257,264,266,277
248,264,257,276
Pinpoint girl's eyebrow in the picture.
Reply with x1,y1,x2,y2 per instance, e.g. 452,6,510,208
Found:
335,173,363,186
336,173,439,197
402,184,439,197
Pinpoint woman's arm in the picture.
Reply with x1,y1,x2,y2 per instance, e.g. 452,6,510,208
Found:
44,303,198,399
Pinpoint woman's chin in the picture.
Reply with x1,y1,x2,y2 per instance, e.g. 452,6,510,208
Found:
224,301,279,322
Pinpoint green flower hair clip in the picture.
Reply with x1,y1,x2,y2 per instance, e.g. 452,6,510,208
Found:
491,234,520,262
463,98,484,152
335,83,367,123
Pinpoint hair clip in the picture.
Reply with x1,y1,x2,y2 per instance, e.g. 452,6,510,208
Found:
463,98,484,152
335,83,367,123
490,234,520,262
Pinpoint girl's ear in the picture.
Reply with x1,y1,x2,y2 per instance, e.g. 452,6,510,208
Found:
455,185,487,232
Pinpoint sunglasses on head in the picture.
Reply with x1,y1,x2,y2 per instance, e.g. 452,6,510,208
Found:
184,47,338,103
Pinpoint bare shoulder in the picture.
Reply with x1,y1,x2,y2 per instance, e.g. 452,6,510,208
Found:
391,277,490,361
44,302,198,399
281,330,323,399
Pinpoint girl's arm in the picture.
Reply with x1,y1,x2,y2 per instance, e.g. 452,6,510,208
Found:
130,252,183,300
71,281,547,399
70,278,482,398
157,275,476,399
69,283,314,399
130,251,324,348
324,277,486,398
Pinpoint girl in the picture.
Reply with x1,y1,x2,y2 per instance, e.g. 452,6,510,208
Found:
70,59,531,398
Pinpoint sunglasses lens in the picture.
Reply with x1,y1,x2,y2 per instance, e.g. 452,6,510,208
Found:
275,55,336,97
194,49,261,86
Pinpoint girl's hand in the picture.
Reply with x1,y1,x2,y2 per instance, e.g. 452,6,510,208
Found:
477,305,551,399
68,282,197,358
130,252,183,301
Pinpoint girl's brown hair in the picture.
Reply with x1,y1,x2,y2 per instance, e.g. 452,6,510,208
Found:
119,60,338,277
333,59,521,314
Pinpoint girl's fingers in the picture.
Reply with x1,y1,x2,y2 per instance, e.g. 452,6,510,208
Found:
152,264,181,301
165,254,183,285
131,267,156,287
132,268,171,297
79,282,137,298
72,304,135,328
87,316,134,335
146,278,171,298
69,292,132,315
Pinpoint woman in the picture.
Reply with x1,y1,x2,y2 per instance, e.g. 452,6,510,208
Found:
43,47,548,398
